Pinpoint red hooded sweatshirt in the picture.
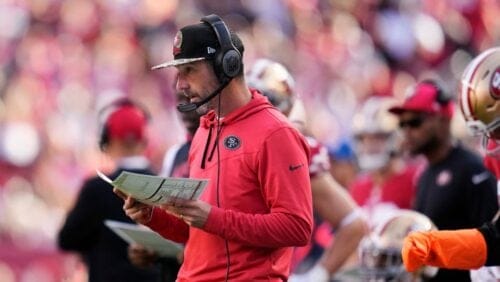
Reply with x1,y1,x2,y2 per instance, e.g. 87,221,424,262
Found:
146,90,313,281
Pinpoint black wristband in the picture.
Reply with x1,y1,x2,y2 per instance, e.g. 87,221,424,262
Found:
478,215,500,265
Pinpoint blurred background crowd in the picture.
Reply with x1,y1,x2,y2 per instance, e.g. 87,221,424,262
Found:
0,0,499,281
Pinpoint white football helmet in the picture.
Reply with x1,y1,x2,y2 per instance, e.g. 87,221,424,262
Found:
359,209,438,281
352,96,399,171
459,47,500,156
247,58,296,116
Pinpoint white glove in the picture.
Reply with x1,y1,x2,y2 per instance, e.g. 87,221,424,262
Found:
288,264,329,282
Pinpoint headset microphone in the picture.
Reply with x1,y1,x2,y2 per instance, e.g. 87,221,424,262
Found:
177,79,230,112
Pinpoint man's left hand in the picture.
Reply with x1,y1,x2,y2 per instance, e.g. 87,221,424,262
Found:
161,199,211,228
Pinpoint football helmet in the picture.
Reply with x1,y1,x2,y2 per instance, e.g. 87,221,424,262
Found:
352,96,399,171
247,59,296,116
459,47,500,156
359,209,438,281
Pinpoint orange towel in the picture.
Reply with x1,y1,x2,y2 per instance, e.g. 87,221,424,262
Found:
402,229,487,272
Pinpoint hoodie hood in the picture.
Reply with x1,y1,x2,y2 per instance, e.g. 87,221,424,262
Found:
200,89,274,129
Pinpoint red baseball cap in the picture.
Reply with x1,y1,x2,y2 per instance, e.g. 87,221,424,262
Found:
106,105,147,142
388,81,454,119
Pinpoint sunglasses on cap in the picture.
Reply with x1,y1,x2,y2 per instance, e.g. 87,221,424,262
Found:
399,116,426,129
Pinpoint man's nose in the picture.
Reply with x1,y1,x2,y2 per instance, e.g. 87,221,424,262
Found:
176,76,188,93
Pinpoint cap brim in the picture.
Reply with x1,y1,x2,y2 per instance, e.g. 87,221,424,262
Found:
388,106,406,115
151,57,205,70
388,105,434,115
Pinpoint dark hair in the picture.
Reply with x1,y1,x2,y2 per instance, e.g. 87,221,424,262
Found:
230,31,245,77
230,31,244,56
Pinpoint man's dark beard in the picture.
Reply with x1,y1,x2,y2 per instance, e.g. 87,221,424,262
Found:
410,134,441,156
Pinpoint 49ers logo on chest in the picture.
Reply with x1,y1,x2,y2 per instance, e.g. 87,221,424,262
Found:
224,135,241,150
491,67,500,98
436,170,452,187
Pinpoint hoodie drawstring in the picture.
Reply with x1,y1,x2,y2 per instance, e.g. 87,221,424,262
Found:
200,122,224,169
201,125,213,169
208,124,223,162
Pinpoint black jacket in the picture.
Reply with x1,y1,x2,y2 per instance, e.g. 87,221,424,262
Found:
58,166,161,282
479,211,500,266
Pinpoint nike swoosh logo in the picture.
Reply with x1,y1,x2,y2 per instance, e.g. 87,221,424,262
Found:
472,171,491,185
289,164,304,171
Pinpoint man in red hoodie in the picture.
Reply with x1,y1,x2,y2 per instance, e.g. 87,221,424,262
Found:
116,14,313,281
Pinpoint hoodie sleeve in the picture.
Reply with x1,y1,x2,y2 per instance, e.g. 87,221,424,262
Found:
145,207,190,244
204,127,313,247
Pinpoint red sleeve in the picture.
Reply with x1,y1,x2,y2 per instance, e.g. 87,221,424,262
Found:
145,207,190,244
306,136,331,178
349,179,370,207
484,155,500,178
203,127,313,247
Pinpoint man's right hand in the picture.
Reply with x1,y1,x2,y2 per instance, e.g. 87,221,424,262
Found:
114,188,153,224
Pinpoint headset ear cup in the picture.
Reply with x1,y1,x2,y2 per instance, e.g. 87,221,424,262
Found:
437,89,451,105
201,14,242,82
222,49,242,78
435,85,447,105
99,125,109,151
422,79,449,105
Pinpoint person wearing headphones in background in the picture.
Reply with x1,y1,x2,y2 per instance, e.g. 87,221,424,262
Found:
58,98,162,282
402,47,500,280
388,79,499,281
246,58,368,282
116,15,313,281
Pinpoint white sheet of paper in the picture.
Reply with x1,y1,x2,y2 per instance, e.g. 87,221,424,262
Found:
97,170,208,205
96,169,113,184
104,220,183,258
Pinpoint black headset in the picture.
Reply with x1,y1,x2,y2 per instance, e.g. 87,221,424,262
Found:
201,14,242,82
98,98,150,151
177,15,243,113
421,79,452,105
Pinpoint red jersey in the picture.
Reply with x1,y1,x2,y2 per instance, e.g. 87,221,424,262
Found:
485,155,500,178
306,136,330,178
349,163,419,210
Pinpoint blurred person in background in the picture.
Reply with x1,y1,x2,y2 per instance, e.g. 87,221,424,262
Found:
389,79,499,281
327,140,358,189
402,47,500,281
57,98,162,282
118,15,313,281
349,96,420,229
127,88,201,281
247,58,368,282
159,90,201,178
